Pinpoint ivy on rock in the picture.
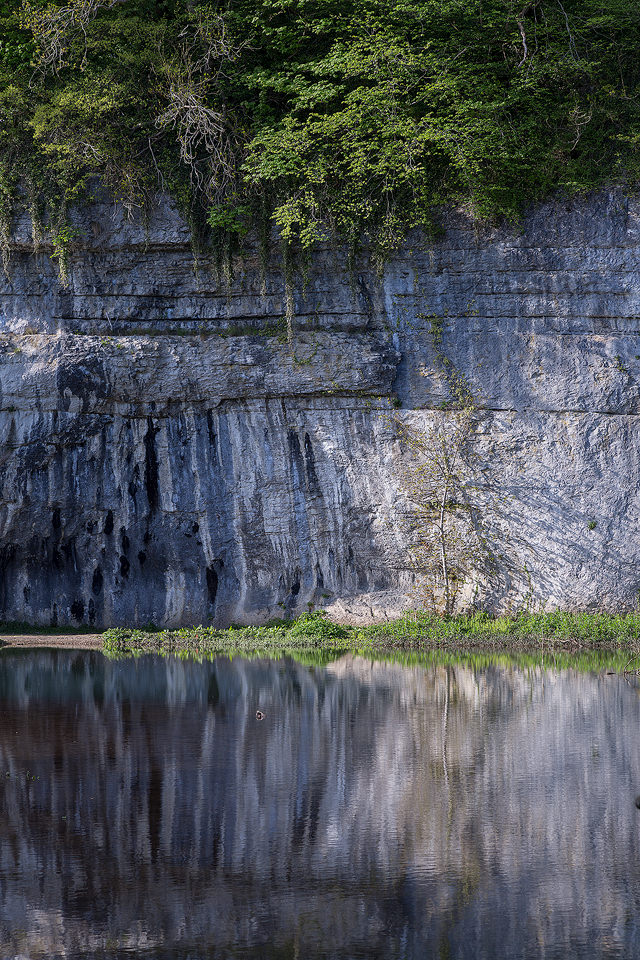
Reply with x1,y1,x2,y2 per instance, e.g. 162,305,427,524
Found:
0,0,639,273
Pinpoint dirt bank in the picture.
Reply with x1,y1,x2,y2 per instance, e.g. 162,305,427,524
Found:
0,634,103,650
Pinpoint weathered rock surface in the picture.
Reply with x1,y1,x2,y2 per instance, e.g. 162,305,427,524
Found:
0,190,639,625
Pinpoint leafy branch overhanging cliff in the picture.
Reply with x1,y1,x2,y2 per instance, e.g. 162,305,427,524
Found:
1,0,639,273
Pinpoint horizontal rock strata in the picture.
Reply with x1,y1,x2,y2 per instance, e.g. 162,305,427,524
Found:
0,190,638,624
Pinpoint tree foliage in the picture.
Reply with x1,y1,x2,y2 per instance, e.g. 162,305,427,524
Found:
1,0,640,255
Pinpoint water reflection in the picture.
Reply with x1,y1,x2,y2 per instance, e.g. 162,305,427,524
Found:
0,650,638,959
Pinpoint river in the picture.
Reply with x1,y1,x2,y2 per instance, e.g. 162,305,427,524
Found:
0,649,638,958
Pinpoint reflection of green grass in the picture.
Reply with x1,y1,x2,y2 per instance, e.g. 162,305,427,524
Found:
351,647,639,675
102,610,640,672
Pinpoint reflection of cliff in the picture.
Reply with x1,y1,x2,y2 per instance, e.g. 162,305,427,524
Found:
0,650,639,959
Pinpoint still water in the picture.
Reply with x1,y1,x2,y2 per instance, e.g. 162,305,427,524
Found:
0,649,638,959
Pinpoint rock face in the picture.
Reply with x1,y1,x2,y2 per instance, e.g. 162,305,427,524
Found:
0,190,639,625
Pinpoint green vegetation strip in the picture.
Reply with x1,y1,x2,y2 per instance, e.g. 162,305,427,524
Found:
1,0,640,271
102,610,640,671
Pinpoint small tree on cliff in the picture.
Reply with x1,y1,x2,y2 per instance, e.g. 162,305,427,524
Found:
397,402,486,615
392,304,497,616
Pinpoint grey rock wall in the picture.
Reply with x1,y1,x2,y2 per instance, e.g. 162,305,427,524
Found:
0,189,639,625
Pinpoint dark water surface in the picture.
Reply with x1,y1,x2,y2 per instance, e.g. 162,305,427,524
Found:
0,649,639,959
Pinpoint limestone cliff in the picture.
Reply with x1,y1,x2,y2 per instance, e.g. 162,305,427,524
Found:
0,190,638,625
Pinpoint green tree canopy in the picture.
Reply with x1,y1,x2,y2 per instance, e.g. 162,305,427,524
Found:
1,0,639,257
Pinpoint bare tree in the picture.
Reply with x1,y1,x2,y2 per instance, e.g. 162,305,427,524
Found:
156,72,239,205
155,11,243,206
397,404,485,615
21,0,130,73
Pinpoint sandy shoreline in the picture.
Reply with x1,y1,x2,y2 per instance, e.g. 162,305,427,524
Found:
0,634,104,650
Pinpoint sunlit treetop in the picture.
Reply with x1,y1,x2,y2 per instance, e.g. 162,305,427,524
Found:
1,0,639,259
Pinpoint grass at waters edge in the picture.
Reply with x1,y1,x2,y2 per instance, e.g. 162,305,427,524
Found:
100,610,640,674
